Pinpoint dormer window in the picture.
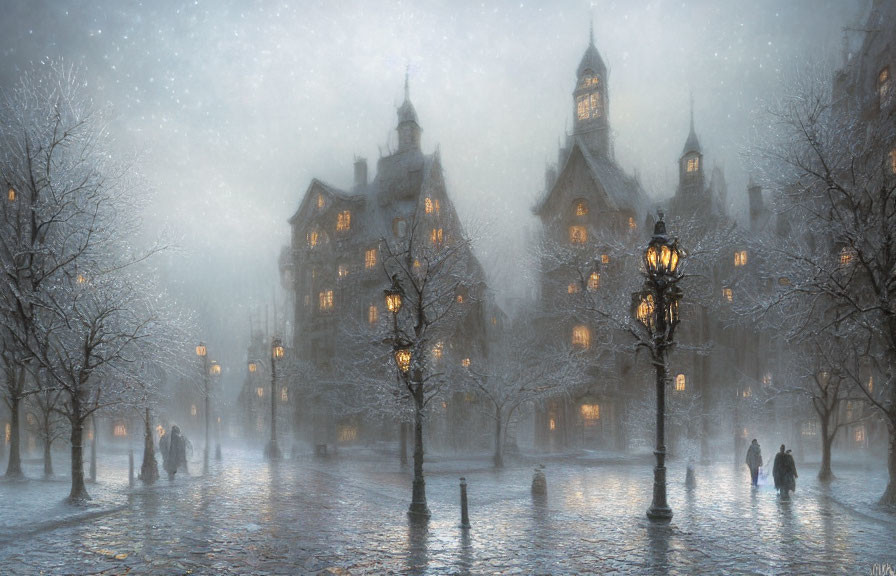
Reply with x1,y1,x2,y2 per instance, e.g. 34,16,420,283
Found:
316,193,325,210
572,325,591,349
734,250,748,267
574,199,589,216
879,67,892,108
686,155,700,173
425,197,434,214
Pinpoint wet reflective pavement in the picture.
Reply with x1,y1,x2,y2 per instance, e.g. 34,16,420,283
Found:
1,450,894,575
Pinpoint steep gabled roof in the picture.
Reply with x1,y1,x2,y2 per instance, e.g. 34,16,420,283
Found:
287,178,363,225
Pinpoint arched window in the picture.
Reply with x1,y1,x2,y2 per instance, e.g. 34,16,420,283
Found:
572,325,590,349
675,374,686,392
574,199,589,216
686,155,700,173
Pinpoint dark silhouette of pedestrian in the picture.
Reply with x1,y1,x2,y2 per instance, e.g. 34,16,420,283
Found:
773,444,798,495
745,439,763,486
164,425,188,479
772,444,786,491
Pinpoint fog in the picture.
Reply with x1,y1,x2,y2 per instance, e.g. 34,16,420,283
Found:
0,0,869,396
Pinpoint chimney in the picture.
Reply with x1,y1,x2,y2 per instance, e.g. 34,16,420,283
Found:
354,157,367,190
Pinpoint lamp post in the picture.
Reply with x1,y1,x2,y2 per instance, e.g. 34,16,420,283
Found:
195,343,210,474
209,360,222,461
632,214,683,522
265,337,284,460
385,275,431,519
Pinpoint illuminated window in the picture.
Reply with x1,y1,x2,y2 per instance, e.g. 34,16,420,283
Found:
801,421,817,437
762,373,772,387
675,374,686,392
567,282,580,294
549,418,556,431
456,293,464,303
587,272,600,291
628,217,636,230
307,230,319,247
7,188,15,202
839,247,855,266
580,74,600,89
339,426,358,443
430,228,443,245
368,305,378,324
425,197,434,213
113,422,127,437
580,403,600,422
590,93,603,118
319,289,334,311
576,92,602,120
574,199,588,216
191,404,198,416
317,193,325,209
601,254,610,264
636,293,654,326
281,387,288,402
336,210,351,231
734,250,748,267
686,156,700,173
461,358,471,367
869,376,874,393
365,248,377,269
337,264,349,278
393,218,407,237
889,148,896,174
742,387,752,398
722,288,733,302
432,341,443,361
855,425,866,443
572,325,591,349
569,225,587,244
434,199,440,214
879,66,892,107
256,387,264,398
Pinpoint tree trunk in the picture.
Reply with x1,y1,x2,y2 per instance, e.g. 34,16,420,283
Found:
4,395,23,479
881,419,896,507
140,407,158,485
43,436,53,478
493,408,504,468
89,413,97,483
408,382,429,518
69,397,90,503
818,411,834,482
399,420,408,466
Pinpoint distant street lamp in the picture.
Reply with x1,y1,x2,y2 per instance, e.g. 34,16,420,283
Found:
265,337,285,460
196,343,211,474
209,360,222,460
632,214,683,522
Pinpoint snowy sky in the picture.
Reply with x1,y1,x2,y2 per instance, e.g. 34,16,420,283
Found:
0,0,870,394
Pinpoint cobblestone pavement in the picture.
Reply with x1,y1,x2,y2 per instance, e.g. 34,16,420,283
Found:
1,449,895,575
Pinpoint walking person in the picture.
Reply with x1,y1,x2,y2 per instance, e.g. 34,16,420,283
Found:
164,425,188,479
782,449,798,494
745,439,763,487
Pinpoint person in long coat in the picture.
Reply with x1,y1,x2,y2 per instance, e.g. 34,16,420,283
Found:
745,439,763,486
782,449,798,494
772,444,786,492
164,425,188,479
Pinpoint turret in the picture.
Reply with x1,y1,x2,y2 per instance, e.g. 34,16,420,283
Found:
678,95,704,197
572,22,610,157
397,69,421,153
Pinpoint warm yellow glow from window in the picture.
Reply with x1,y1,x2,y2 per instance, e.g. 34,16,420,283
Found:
637,293,654,325
576,92,603,120
394,348,412,373
281,387,288,402
7,188,15,202
567,283,580,294
889,148,896,174
432,341,443,360
196,344,207,357
456,294,464,303
461,358,471,367
317,193,325,209
549,418,556,431
628,217,636,229
425,197,434,213
339,426,358,443
742,387,752,399
762,373,772,387
76,273,87,285
868,376,874,393
210,362,222,375
839,247,854,266
365,248,377,269
675,374,686,392
319,289,334,311
191,404,197,416
430,228,443,245
336,210,351,231
879,67,891,106
734,250,748,267
368,305,378,324
580,404,600,421
855,425,865,443
722,288,733,302
686,156,700,173
338,264,349,278
113,423,127,437
248,361,257,373
256,387,264,398
575,200,588,216
308,230,319,247
569,225,587,244
434,199,440,214
572,325,591,349
587,272,600,291
601,254,610,264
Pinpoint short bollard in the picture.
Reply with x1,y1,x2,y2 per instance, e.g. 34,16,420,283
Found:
128,449,135,488
531,464,547,497
460,477,470,528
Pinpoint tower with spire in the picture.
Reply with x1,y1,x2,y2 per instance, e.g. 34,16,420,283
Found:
573,21,610,157
396,68,421,153
678,94,705,199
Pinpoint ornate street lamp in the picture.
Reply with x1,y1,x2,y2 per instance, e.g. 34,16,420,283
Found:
634,214,683,522
394,347,412,374
265,337,284,460
196,342,211,474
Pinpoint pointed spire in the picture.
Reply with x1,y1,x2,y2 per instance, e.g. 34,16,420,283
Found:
681,92,702,157
689,91,694,133
589,13,595,46
404,64,410,102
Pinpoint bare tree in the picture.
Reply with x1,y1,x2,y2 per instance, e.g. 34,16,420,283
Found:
23,371,66,477
749,60,896,504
